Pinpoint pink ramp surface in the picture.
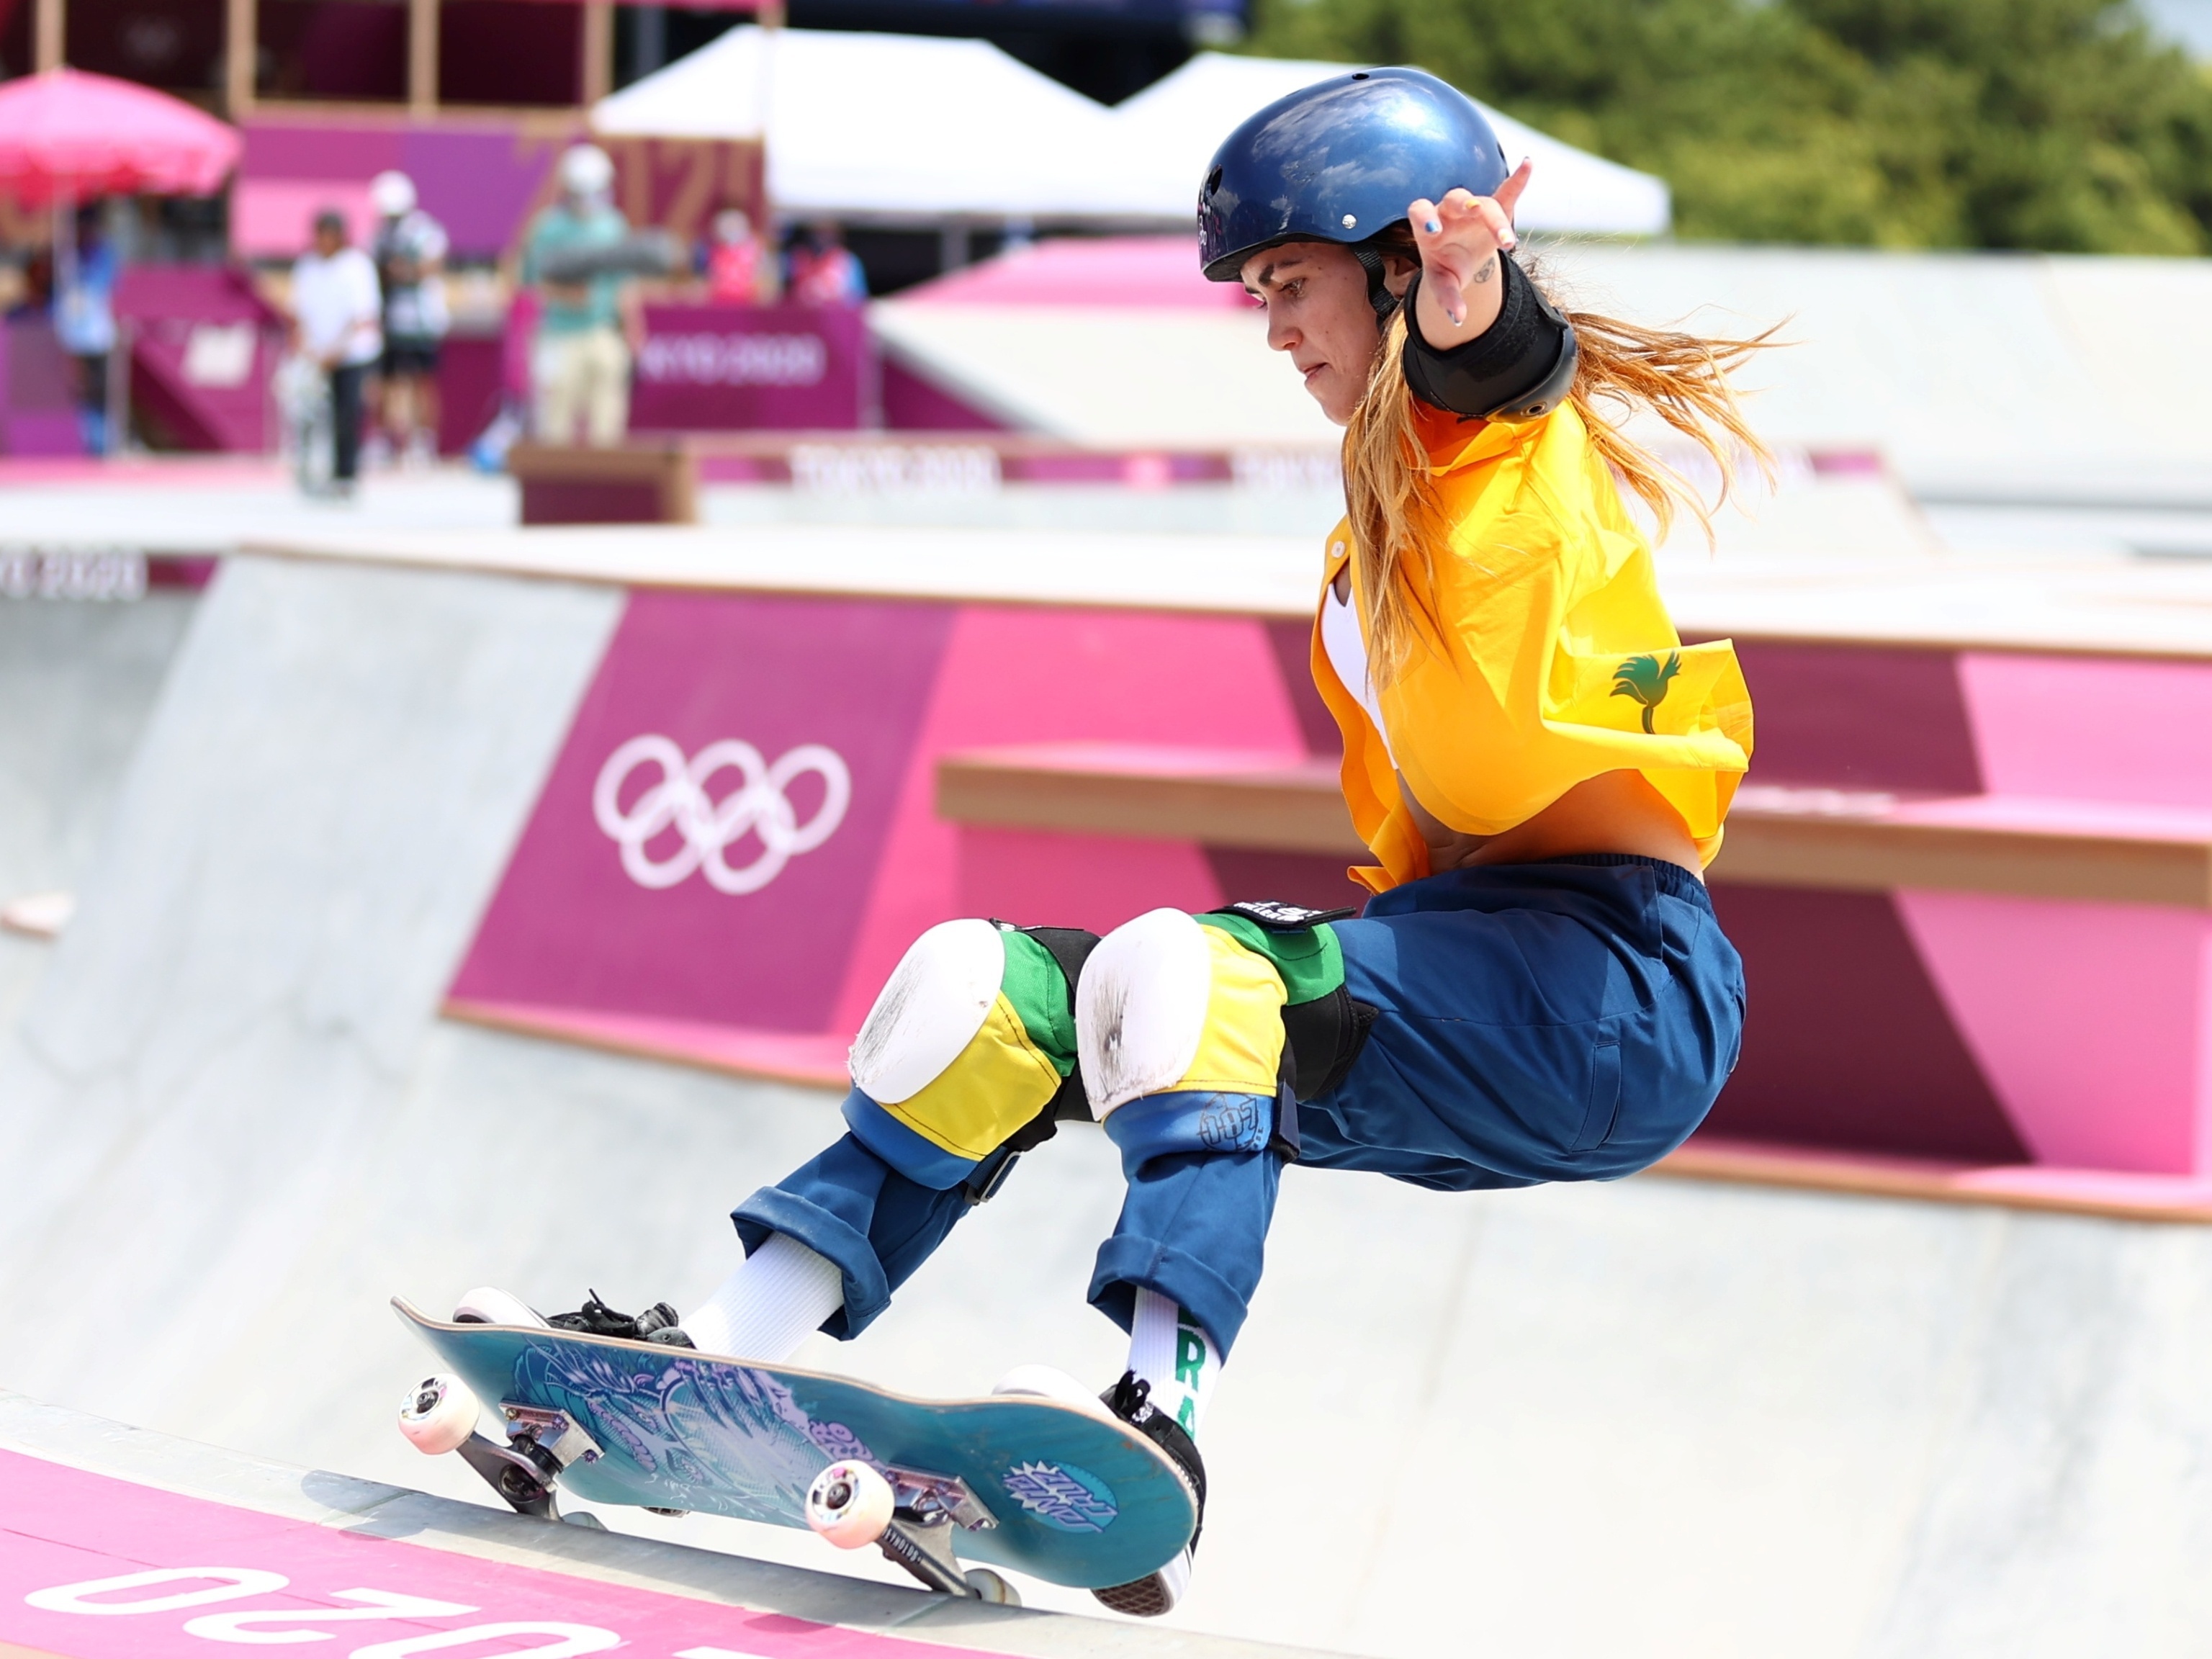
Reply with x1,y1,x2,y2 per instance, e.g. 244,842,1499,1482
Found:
0,1449,997,1659
829,603,1308,1037
1959,652,2212,807
1896,890,2212,1174
956,826,1223,937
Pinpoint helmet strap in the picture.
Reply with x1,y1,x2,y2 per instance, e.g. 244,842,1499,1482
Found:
1352,245,1401,329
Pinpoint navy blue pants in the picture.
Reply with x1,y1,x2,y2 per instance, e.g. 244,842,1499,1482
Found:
734,854,1745,1357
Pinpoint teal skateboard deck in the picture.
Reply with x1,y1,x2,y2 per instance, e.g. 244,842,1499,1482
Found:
392,1298,1195,1591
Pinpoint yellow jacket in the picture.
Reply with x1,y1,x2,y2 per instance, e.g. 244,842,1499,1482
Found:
1311,400,1754,894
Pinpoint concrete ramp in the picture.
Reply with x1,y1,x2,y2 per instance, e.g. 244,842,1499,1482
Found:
0,585,197,1032
6,554,2212,1657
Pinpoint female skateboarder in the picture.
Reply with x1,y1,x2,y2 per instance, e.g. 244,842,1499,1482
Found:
511,68,1766,1617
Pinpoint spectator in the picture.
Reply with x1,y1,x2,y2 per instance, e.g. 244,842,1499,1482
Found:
705,208,774,305
290,207,382,498
786,220,866,307
522,144,637,446
369,170,450,468
53,204,118,456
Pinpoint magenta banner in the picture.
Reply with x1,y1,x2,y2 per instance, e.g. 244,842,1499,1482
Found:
238,120,763,263
451,591,951,1035
630,303,871,432
448,591,1320,1082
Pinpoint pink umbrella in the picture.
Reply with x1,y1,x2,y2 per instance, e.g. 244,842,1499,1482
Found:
0,67,241,207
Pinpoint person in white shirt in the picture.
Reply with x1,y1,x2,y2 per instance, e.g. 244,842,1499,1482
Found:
290,209,382,495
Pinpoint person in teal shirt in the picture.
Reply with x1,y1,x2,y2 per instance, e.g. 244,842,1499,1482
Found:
521,145,637,446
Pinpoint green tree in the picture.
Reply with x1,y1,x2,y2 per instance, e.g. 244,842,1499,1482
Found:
1611,651,1683,732
1241,0,2212,252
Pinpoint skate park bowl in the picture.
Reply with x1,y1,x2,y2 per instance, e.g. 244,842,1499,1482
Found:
14,520,2212,1656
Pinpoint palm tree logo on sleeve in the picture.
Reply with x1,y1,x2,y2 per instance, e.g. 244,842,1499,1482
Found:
1611,651,1682,734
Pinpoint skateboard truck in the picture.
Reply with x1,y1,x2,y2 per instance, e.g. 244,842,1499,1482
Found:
885,1464,997,1532
876,1466,1002,1596
454,1403,602,1521
807,1461,1017,1604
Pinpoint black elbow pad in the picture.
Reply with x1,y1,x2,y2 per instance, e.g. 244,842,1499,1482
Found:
1402,253,1578,422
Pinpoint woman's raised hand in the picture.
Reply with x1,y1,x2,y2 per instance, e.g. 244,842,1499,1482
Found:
1406,158,1532,344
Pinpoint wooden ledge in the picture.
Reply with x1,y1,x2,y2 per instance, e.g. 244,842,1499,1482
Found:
1654,1136,2212,1224
939,744,1359,857
1716,794,2212,907
936,743,2212,907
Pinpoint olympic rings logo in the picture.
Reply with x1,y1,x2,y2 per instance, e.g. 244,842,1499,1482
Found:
593,734,852,896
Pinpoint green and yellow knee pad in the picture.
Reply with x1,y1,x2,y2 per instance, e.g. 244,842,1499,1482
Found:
844,905,1370,1191
842,918,1091,1190
1076,904,1363,1175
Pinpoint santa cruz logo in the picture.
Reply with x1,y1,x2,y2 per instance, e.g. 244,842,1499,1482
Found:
593,734,851,896
1002,1460,1118,1533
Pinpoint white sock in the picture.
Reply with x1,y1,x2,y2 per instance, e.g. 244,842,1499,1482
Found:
1126,1287,1221,1439
681,1233,845,1360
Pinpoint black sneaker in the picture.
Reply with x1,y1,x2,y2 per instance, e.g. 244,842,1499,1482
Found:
548,1290,695,1347
1092,1370,1203,1617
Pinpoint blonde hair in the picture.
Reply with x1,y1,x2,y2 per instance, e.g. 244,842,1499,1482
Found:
1341,246,1779,686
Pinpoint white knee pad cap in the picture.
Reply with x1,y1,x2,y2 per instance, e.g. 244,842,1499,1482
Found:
1076,908,1213,1117
848,918,1004,1105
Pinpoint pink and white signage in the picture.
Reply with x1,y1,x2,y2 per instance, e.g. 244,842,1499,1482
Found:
446,590,1322,1082
0,1448,998,1659
630,304,870,431
451,593,952,1046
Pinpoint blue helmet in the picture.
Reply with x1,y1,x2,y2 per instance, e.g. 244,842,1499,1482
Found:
1197,67,1510,282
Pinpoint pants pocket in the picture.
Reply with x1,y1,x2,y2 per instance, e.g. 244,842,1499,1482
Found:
1571,1030,1622,1154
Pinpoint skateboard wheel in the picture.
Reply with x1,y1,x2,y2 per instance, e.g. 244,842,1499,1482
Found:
452,1286,547,1327
963,1569,1020,1607
397,1372,479,1455
806,1460,894,1549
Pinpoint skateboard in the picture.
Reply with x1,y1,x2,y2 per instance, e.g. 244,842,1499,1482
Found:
390,1298,1195,1603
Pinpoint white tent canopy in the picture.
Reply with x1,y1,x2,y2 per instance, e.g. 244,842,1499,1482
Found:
1115,54,1671,236
591,27,1144,221
593,31,1673,235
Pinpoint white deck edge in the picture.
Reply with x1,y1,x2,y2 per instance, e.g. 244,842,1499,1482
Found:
237,526,1328,621
233,528,2212,661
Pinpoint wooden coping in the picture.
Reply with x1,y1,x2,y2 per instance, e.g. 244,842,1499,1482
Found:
935,744,2212,908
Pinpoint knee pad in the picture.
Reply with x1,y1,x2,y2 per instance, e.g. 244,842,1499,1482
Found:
1076,909,1287,1171
842,919,1082,1190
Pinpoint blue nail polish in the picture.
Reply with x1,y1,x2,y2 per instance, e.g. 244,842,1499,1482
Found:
1425,219,1440,233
